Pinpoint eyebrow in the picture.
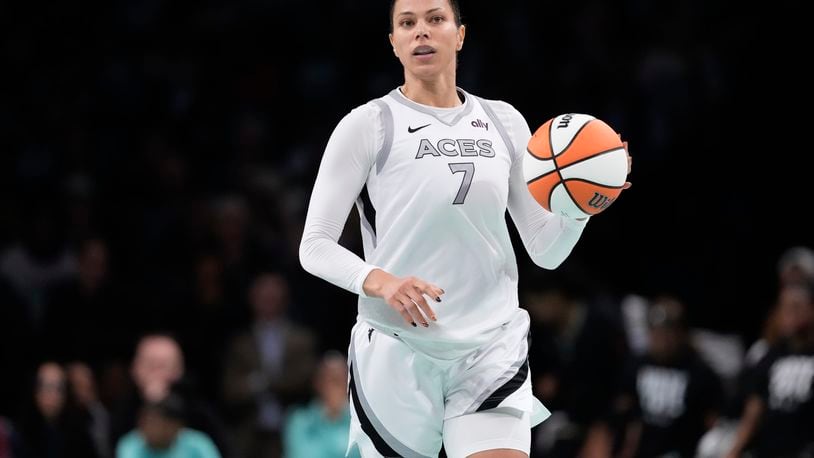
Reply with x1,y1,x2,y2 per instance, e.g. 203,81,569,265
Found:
397,7,443,17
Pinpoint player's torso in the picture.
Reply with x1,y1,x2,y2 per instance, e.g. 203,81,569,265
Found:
369,90,512,243
358,90,519,353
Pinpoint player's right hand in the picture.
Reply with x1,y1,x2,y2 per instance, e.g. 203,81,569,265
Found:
363,269,443,327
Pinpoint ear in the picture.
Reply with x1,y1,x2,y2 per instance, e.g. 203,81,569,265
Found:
389,33,398,57
457,25,466,51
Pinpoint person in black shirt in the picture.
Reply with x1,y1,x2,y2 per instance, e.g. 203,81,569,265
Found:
726,283,814,458
615,297,723,458
525,275,628,457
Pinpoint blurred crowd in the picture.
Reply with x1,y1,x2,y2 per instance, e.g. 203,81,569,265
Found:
1,238,813,457
1,0,811,457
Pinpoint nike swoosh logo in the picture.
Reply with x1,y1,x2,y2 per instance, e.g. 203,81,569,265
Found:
407,123,431,133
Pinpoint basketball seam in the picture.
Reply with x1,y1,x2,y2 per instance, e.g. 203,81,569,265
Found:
527,120,552,160
556,146,626,170
552,116,581,214
562,178,626,189
548,119,563,210
557,118,594,157
525,161,557,185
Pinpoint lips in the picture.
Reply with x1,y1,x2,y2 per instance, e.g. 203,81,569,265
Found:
412,45,436,56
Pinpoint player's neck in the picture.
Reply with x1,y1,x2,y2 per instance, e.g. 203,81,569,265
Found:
401,72,461,108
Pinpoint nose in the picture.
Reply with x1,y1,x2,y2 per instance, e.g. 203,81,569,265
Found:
415,22,429,39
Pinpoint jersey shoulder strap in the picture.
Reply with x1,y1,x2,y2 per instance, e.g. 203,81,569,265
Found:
369,98,394,174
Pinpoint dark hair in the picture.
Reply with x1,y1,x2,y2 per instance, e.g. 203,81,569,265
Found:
389,0,463,32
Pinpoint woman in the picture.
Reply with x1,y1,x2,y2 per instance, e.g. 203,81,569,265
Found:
299,0,630,456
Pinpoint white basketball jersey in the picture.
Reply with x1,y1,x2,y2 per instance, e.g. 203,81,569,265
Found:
356,89,522,359
300,87,588,361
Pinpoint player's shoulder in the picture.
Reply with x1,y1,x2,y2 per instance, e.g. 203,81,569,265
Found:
335,98,386,132
344,99,384,122
468,92,524,121
466,91,531,155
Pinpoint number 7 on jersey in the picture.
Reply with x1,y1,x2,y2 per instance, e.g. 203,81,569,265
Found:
448,162,474,205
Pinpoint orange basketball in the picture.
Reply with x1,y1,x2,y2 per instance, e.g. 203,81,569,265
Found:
523,114,628,218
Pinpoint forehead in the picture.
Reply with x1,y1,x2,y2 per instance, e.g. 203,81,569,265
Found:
139,337,180,359
393,0,450,15
39,363,65,381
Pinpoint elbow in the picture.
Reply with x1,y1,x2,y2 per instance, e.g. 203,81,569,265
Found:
298,237,317,276
533,256,565,270
529,245,575,270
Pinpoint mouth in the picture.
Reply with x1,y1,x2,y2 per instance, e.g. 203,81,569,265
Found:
412,45,436,56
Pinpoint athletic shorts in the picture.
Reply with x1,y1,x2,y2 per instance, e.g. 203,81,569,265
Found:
346,308,550,457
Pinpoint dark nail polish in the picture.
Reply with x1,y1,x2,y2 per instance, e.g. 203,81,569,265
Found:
411,322,417,327
435,297,441,302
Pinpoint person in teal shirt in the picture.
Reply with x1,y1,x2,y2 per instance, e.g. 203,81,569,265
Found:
116,395,221,458
283,352,360,458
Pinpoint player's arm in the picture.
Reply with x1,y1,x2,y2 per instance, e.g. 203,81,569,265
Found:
499,103,588,269
299,105,441,327
299,105,381,295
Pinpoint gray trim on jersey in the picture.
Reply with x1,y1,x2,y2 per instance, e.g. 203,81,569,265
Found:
387,88,475,127
475,96,517,160
356,198,377,249
464,345,529,415
372,99,395,174
349,338,433,458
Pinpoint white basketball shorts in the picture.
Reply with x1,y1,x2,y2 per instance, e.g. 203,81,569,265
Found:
346,308,550,457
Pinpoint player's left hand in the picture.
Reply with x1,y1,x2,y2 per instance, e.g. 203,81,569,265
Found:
622,139,632,190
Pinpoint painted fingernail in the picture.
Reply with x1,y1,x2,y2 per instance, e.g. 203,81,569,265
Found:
431,315,437,321
435,297,442,302
411,322,417,327
422,322,429,327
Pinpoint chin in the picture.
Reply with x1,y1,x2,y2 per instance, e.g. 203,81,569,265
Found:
410,65,443,80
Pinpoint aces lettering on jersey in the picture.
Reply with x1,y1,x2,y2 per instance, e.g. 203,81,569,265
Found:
414,136,496,206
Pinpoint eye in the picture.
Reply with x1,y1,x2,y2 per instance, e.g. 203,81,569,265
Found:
431,15,444,24
400,19,415,27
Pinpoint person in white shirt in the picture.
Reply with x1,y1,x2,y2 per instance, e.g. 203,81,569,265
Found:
299,1,630,456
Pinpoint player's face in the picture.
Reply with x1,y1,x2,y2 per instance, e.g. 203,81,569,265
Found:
389,0,464,80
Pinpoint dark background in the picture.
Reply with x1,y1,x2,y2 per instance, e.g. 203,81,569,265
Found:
0,0,808,413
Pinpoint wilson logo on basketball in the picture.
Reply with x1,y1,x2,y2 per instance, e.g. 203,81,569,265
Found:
556,114,574,129
588,192,614,210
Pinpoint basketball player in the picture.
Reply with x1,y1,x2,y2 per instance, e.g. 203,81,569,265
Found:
299,1,631,456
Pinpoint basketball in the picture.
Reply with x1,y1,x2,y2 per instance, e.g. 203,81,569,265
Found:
523,113,628,219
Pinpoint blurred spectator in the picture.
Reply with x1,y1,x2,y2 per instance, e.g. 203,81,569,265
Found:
0,416,22,458
42,238,131,371
221,272,317,458
746,246,814,367
66,363,110,458
174,252,240,401
725,283,814,458
524,276,627,457
109,334,231,457
210,196,284,298
612,297,723,458
0,276,34,418
283,351,360,458
777,246,814,288
116,394,220,458
0,202,77,328
17,362,99,458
